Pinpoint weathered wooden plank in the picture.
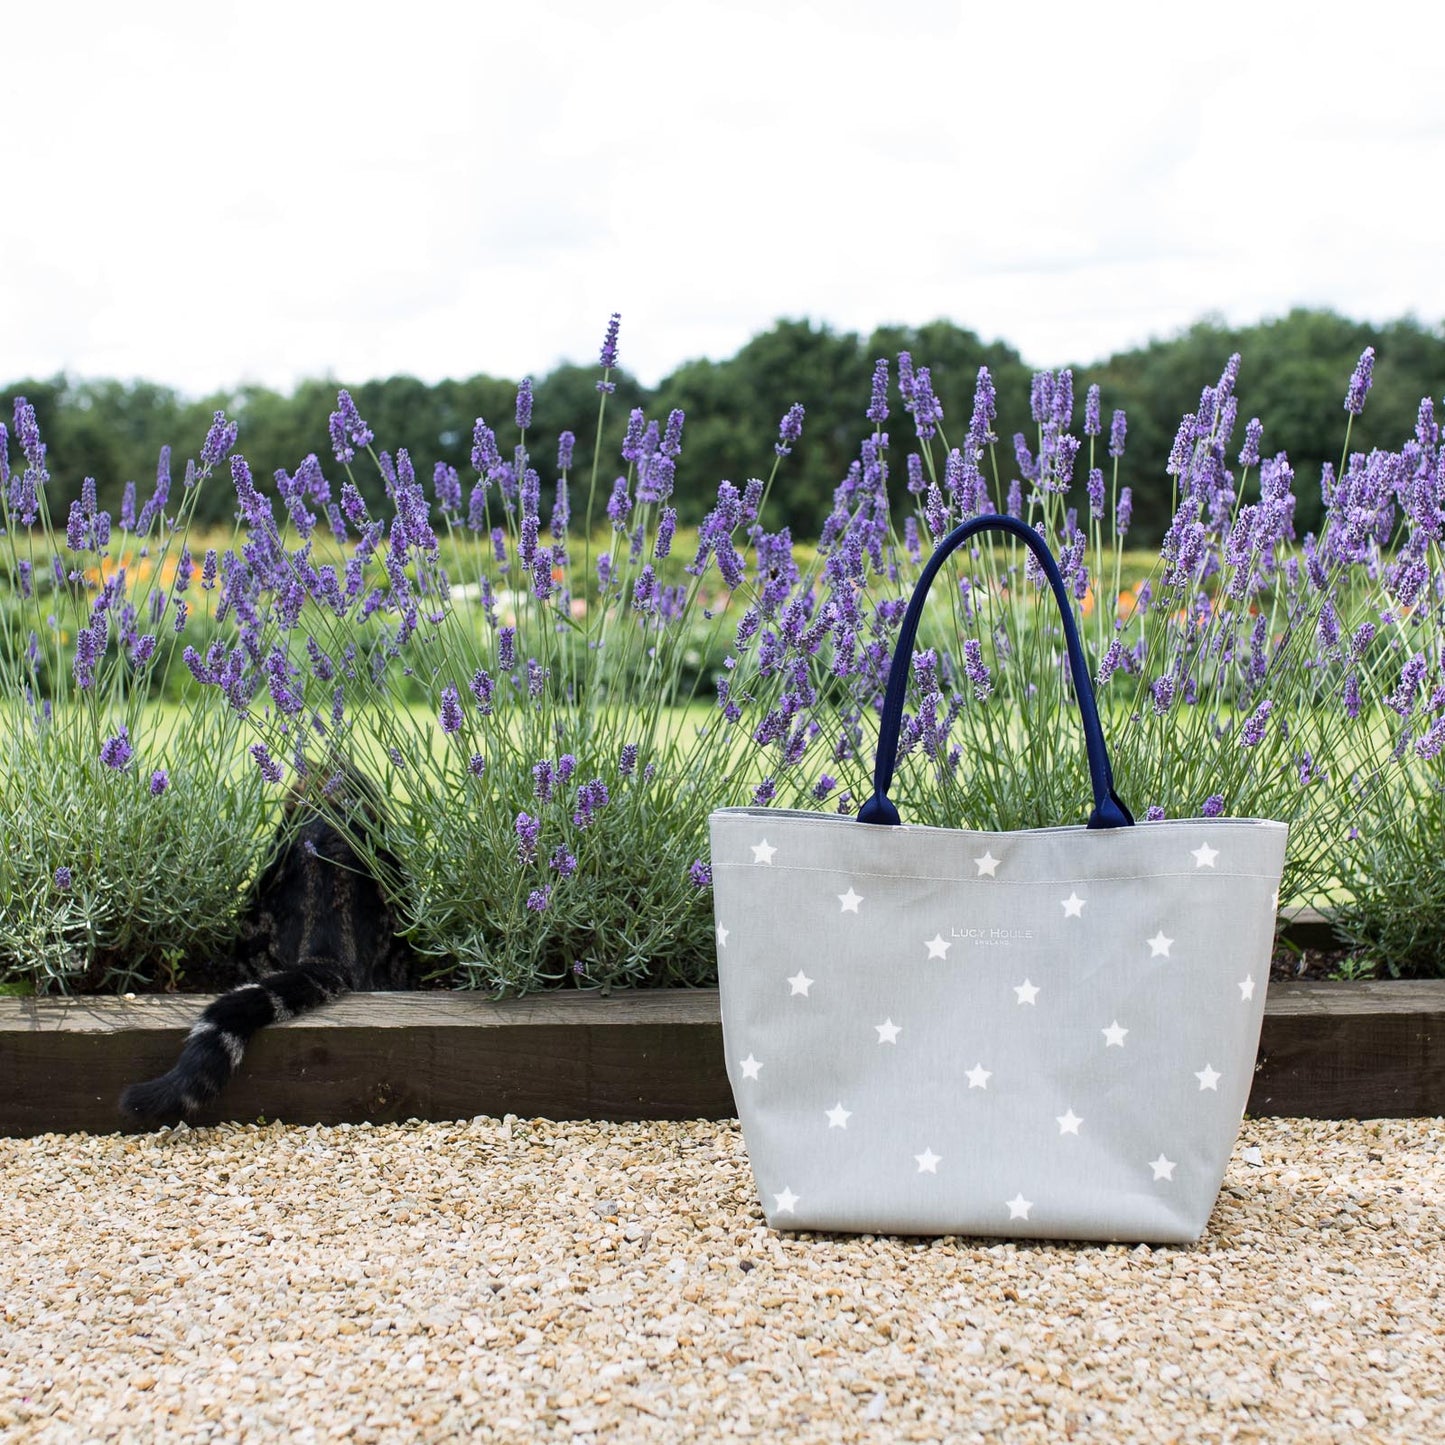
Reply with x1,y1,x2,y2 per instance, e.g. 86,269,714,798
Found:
1251,981,1445,1120
0,990,731,1137
2,982,1442,1136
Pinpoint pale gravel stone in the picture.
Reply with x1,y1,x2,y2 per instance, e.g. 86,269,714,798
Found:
0,1116,1441,1442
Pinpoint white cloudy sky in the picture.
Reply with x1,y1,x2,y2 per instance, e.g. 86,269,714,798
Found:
5,0,1443,396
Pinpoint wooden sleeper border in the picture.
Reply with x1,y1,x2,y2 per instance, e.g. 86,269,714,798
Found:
3,978,1443,1137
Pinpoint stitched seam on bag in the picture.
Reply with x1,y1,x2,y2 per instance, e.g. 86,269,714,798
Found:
713,862,1283,884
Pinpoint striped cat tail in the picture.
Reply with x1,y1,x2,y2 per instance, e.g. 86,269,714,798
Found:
119,962,350,1122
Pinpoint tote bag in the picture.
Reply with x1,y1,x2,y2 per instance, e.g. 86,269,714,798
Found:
709,514,1286,1244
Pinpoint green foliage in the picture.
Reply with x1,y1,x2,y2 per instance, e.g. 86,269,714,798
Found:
1333,766,1445,978
0,410,279,993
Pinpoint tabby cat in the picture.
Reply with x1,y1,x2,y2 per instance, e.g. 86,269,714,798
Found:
120,770,415,1123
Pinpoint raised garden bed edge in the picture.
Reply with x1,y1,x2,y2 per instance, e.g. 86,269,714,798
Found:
3,978,1443,1137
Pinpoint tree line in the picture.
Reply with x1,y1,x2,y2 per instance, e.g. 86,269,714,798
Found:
6,308,1443,545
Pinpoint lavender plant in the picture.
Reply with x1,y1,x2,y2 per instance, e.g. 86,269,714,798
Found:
0,402,277,993
13,322,1439,994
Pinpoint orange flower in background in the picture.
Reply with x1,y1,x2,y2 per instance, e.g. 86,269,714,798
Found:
81,551,195,592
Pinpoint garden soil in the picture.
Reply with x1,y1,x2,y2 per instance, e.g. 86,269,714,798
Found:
1,1116,1440,1442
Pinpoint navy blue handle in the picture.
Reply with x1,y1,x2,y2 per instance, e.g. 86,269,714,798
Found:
858,513,1134,830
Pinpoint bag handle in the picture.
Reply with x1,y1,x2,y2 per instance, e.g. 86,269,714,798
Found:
858,513,1134,831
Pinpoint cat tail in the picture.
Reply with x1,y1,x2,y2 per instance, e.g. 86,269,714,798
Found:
119,960,351,1122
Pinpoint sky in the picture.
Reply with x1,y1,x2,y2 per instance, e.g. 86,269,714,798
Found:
5,0,1444,397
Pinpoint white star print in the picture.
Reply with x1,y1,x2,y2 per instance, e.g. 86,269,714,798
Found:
1192,842,1219,868
925,934,951,960
716,922,729,948
1239,976,1256,1001
1149,1154,1177,1182
875,1019,901,1044
751,839,777,865
1007,1193,1033,1220
838,887,864,913
965,1063,991,1089
1102,1021,1129,1047
1061,892,1086,918
1148,931,1174,958
974,851,1000,877
826,1103,852,1129
773,1187,799,1213
739,1054,762,1080
1195,1064,1222,1091
1057,1109,1083,1135
1014,979,1039,1005
915,1148,941,1173
787,970,813,996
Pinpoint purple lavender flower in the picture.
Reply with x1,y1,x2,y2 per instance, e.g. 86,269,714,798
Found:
471,420,502,477
100,728,133,771
515,377,533,431
598,312,621,384
526,659,547,699
572,778,610,829
1096,639,1124,687
1387,653,1428,716
149,769,169,796
776,402,805,456
515,811,541,864
1084,384,1101,437
812,774,837,801
1166,415,1196,478
687,860,712,889
1115,487,1133,537
553,429,575,474
327,392,373,466
550,846,578,878
1344,347,1375,416
1053,369,1074,430
433,462,463,520
1415,716,1445,762
630,565,658,613
200,411,238,469
1239,699,1273,747
1343,673,1362,720
65,500,87,552
532,759,555,801
617,743,639,778
526,886,551,912
607,475,632,528
14,397,44,469
909,368,943,443
1086,467,1105,521
1109,409,1127,460
1239,418,1263,470
962,639,992,701
1151,674,1176,715
621,410,646,465
654,408,683,461
1145,806,1167,822
73,617,104,690
1202,794,1225,817
440,684,463,735
752,778,777,807
867,359,889,424
498,627,516,671
468,754,487,776
53,866,73,891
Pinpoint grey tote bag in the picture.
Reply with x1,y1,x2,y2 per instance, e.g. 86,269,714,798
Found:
710,515,1287,1245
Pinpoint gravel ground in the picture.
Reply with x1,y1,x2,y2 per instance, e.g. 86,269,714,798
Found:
1,1116,1441,1444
